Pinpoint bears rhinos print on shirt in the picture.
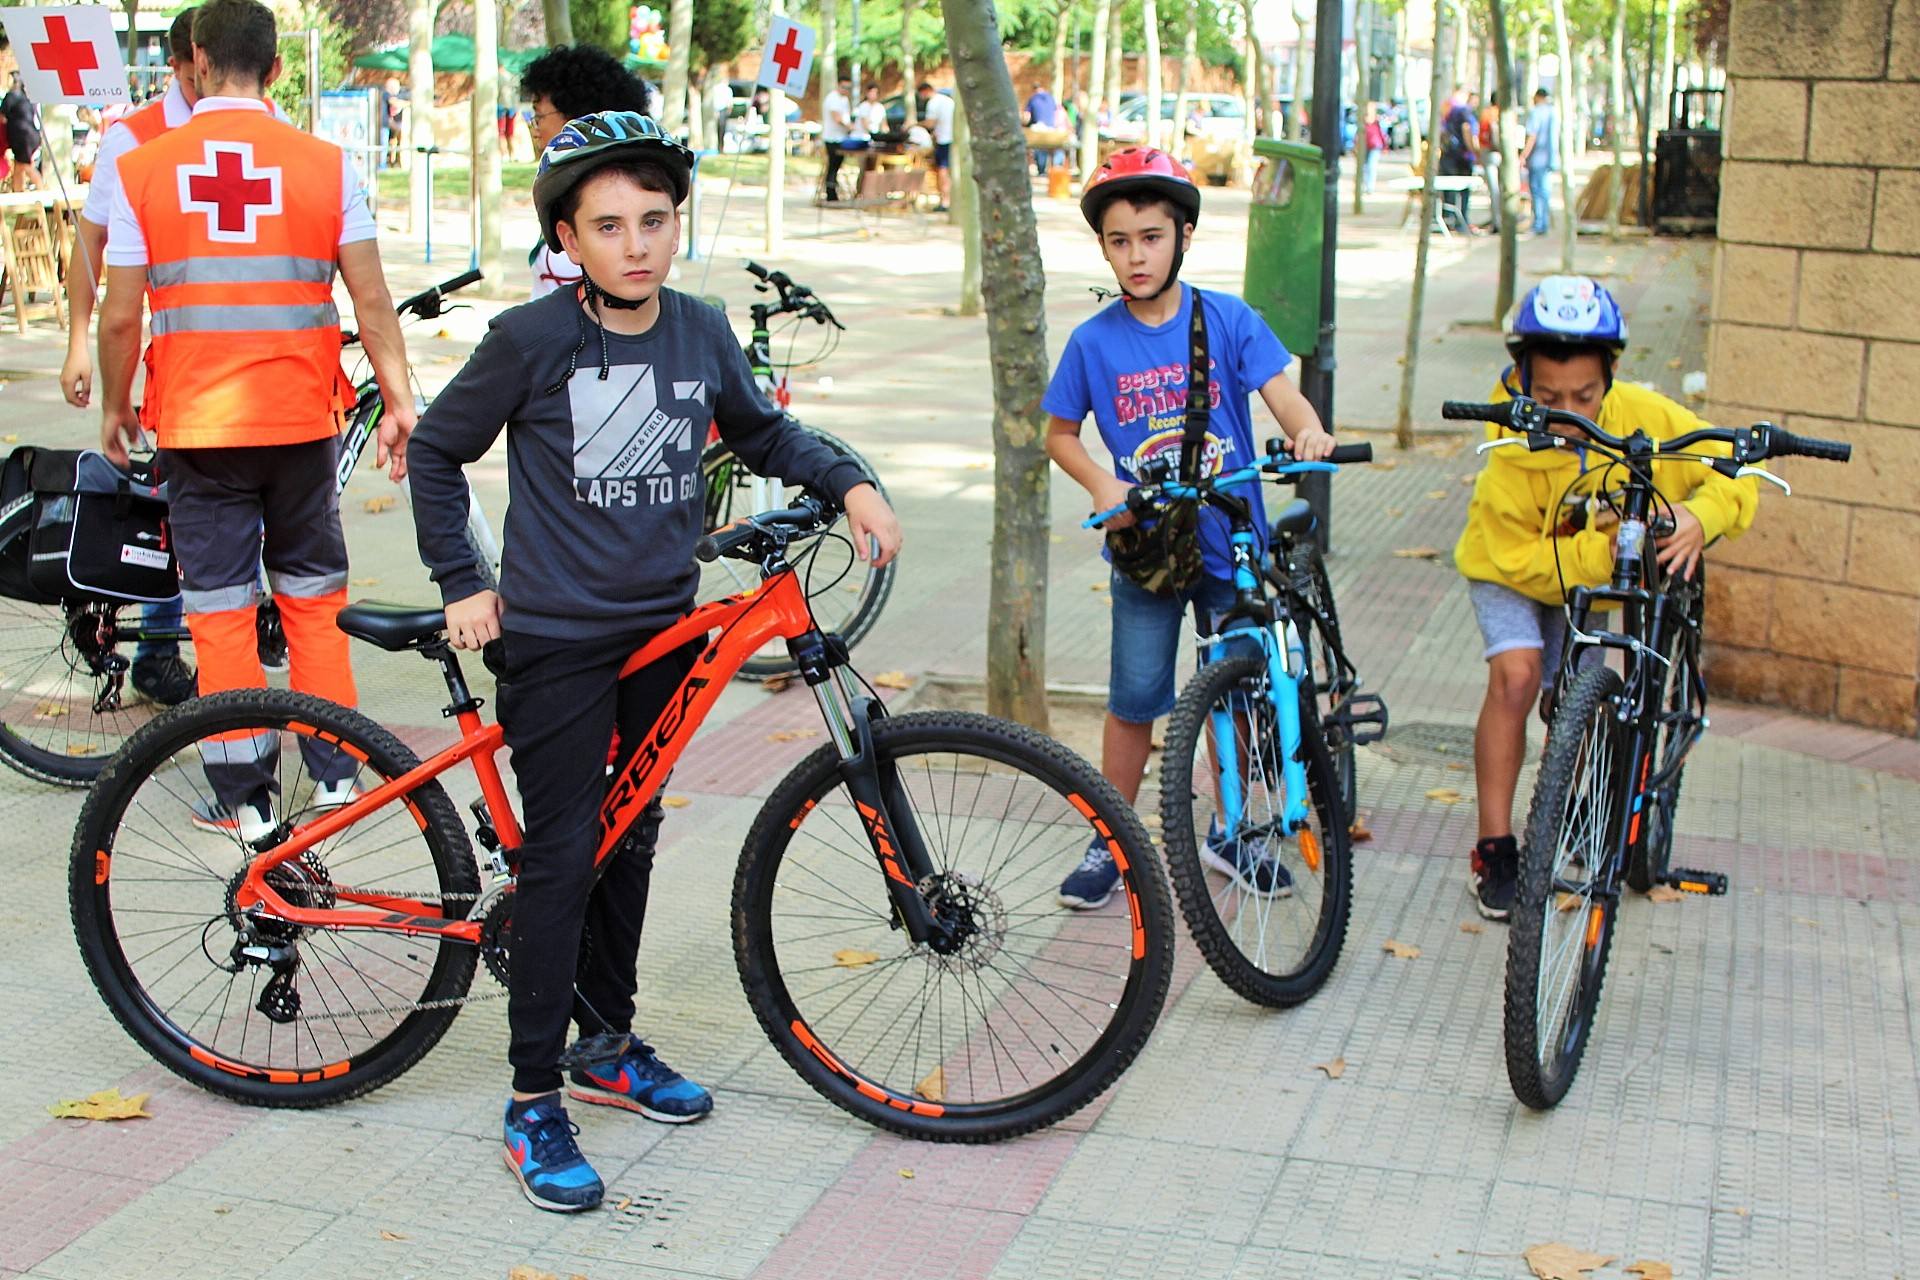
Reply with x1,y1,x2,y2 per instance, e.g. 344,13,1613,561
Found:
569,368,708,507
1113,355,1237,479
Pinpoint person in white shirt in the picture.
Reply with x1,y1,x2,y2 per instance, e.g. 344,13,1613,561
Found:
707,76,734,152
820,73,852,201
918,81,955,211
855,83,887,140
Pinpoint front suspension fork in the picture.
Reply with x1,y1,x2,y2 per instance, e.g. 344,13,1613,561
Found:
1206,628,1314,838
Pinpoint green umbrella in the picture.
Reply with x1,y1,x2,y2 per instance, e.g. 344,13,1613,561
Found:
352,34,478,73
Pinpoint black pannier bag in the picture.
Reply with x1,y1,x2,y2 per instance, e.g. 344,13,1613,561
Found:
0,447,179,605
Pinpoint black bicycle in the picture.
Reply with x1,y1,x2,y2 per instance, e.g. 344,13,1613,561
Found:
0,271,491,786
1439,395,1852,1109
697,262,895,679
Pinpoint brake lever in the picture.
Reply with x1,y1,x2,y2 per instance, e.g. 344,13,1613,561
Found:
1736,466,1792,495
1476,438,1523,455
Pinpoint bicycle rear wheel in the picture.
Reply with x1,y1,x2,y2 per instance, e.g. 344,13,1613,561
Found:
70,689,480,1107
0,597,182,785
734,710,1173,1141
1160,654,1353,1007
1503,664,1626,1110
698,429,895,678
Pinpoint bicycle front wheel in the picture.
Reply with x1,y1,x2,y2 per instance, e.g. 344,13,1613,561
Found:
70,689,480,1107
734,710,1173,1142
1160,654,1353,1007
0,598,182,785
1504,664,1626,1110
699,429,896,678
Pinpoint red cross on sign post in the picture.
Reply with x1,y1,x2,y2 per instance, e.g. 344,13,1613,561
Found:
0,6,130,106
754,17,815,97
179,143,283,243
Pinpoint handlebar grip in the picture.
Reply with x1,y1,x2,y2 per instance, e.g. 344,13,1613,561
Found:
1328,442,1373,465
695,521,757,563
744,260,771,281
440,269,484,295
1773,429,1852,463
1441,400,1514,425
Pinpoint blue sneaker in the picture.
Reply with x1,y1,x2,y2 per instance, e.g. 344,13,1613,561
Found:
502,1096,603,1212
1058,836,1121,910
1200,821,1294,898
566,1034,713,1123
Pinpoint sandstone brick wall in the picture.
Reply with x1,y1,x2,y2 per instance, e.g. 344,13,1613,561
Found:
1703,0,1920,735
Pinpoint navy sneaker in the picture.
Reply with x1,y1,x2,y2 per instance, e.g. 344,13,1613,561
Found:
502,1096,603,1212
1471,835,1520,922
1058,836,1120,910
566,1034,713,1123
1200,820,1294,898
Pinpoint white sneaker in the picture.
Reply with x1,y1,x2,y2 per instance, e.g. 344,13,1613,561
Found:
310,778,361,809
189,796,277,844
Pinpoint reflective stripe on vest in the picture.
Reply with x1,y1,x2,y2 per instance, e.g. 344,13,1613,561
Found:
149,301,340,337
118,108,349,449
147,255,336,288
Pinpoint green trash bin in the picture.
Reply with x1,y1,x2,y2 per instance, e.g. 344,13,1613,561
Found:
1243,138,1324,361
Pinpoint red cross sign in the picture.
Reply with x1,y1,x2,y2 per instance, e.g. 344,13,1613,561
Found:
0,6,130,106
177,142,284,243
754,17,815,97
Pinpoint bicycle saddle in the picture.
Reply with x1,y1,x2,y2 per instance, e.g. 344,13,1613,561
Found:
1269,499,1316,540
336,601,447,651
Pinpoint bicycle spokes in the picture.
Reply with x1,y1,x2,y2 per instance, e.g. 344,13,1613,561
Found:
1534,711,1616,1067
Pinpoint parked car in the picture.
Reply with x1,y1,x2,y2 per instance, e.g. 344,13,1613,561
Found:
1102,92,1247,143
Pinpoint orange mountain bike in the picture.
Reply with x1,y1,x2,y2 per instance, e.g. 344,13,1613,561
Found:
69,496,1173,1142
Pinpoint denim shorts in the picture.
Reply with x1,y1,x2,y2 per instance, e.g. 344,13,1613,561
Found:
1108,569,1259,724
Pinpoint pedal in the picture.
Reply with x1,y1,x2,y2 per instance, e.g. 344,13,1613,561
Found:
1330,691,1389,745
1661,867,1728,896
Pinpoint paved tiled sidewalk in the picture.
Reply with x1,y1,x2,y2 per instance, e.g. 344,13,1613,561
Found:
1,188,1916,1279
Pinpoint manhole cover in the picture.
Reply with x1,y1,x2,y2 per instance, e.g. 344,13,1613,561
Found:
1379,720,1477,763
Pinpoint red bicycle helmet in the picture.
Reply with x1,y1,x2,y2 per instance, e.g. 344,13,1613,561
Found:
1079,147,1202,231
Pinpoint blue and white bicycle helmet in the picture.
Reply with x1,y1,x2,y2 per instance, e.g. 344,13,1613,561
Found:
532,110,694,251
1504,275,1629,360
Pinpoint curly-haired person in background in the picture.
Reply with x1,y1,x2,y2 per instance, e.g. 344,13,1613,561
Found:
518,46,652,298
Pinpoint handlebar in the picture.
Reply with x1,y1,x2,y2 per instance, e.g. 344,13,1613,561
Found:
694,492,837,563
1440,396,1852,467
343,271,484,348
1082,441,1373,529
743,260,844,330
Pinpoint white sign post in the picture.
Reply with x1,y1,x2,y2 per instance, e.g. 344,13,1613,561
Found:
0,6,130,106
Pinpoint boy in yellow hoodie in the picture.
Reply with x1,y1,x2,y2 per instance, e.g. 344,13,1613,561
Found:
1453,276,1758,920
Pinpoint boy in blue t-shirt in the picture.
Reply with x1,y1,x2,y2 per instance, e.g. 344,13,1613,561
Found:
1045,147,1335,909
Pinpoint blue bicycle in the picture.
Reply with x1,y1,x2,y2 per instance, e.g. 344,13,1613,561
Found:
1087,439,1384,1006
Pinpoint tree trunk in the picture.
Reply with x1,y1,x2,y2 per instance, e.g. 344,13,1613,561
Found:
767,0,788,252
408,0,435,234
941,0,1053,732
542,0,573,44
472,0,503,293
901,0,919,124
1052,0,1070,104
1550,0,1577,271
1080,0,1110,176
661,0,692,131
123,0,140,67
1606,0,1625,237
1489,0,1522,324
1352,0,1370,214
1143,0,1162,150
1174,3,1195,158
955,84,982,314
1658,0,1675,131
1394,0,1450,450
1398,6,1420,156
1106,0,1123,126
1290,0,1311,138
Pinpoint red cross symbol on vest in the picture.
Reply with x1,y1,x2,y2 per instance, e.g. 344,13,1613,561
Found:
177,142,284,242
770,28,803,86
30,16,100,98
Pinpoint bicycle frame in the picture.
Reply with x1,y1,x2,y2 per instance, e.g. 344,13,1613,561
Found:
219,553,957,953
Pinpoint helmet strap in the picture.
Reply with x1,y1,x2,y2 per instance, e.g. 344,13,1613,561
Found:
583,276,648,311
1119,224,1190,303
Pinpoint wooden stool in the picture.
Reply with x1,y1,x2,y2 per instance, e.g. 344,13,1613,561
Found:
1,205,68,335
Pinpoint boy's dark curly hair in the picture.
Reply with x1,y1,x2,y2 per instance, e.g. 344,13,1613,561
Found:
519,44,651,121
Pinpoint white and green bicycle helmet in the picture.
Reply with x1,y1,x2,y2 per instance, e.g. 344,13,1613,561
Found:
532,110,695,251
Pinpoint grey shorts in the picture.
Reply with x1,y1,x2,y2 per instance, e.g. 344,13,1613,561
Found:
1468,579,1576,690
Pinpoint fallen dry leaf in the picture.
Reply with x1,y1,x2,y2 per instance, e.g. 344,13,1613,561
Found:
1626,1262,1674,1280
1381,939,1422,959
1393,546,1441,560
362,495,397,514
1523,1243,1616,1280
833,949,880,968
1348,815,1374,843
1733,1206,1751,1217
1645,884,1683,903
507,1269,561,1280
1373,457,1399,470
915,1066,946,1102
660,796,691,809
2,433,18,443
615,1196,633,1211
350,577,380,587
871,671,913,690
761,673,796,693
1090,582,1108,592
1426,488,1449,500
48,1088,151,1121
33,701,67,719
378,1230,408,1241
1386,506,1406,517
898,1168,916,1179
1556,891,1583,913
766,729,819,743
1459,472,1477,485
1424,787,1463,804
1461,920,1485,934
1312,1056,1346,1079
1793,915,1819,929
